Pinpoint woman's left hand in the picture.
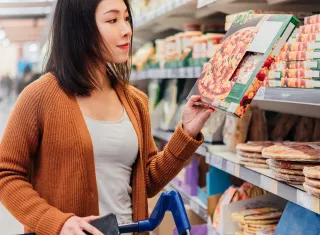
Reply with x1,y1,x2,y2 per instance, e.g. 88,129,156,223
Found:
182,95,215,139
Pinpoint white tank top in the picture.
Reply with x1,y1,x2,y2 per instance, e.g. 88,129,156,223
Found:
84,108,138,227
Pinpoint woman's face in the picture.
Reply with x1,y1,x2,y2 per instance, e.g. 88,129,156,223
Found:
95,0,132,64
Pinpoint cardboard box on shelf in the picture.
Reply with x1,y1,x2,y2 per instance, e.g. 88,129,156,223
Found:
270,60,320,70
218,193,287,235
187,14,299,117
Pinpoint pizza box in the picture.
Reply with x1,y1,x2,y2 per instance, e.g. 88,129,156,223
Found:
300,23,320,34
218,193,287,235
271,60,320,70
304,14,320,25
268,69,320,80
275,51,320,62
296,33,320,43
282,42,320,52
281,77,320,88
263,79,282,87
187,14,299,117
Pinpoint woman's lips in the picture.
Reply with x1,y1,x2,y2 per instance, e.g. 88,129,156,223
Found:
118,43,130,50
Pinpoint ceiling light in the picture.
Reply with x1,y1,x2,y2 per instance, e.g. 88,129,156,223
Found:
3,38,10,47
29,43,38,52
0,29,5,40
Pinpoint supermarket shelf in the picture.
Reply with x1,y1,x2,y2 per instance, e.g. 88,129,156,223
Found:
131,67,202,80
165,183,208,221
154,129,320,215
133,0,198,41
206,147,320,215
196,0,318,19
252,87,320,119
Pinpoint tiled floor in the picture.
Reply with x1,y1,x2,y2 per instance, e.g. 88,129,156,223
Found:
0,92,24,235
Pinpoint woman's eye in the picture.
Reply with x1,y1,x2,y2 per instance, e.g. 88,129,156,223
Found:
125,16,131,21
107,19,117,23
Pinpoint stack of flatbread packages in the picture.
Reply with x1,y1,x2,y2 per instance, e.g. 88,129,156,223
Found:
232,208,282,235
236,142,274,169
303,166,320,198
263,143,320,186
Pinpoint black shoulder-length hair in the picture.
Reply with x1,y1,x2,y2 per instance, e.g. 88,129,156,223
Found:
45,0,133,96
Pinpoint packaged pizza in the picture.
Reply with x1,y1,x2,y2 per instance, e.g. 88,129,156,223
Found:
187,14,299,117
263,79,281,88
304,14,320,25
275,51,320,62
281,78,320,88
270,60,320,70
282,42,320,52
296,33,320,43
300,23,320,34
268,69,320,80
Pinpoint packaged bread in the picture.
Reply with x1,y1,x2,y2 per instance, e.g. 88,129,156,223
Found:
269,114,299,141
247,107,268,141
223,106,252,151
313,119,320,141
294,117,314,142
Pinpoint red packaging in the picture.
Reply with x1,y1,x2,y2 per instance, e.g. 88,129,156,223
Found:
296,33,320,43
275,51,320,62
281,78,319,88
299,23,320,34
304,14,320,25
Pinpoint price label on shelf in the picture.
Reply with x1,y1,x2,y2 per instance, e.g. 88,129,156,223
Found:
187,67,194,78
297,190,313,210
226,161,235,175
172,69,179,78
260,175,278,194
179,68,185,78
159,69,166,78
205,153,211,165
190,199,200,215
194,67,202,77
211,156,223,169
255,87,265,100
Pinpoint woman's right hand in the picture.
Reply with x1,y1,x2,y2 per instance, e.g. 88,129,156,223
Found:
59,215,104,235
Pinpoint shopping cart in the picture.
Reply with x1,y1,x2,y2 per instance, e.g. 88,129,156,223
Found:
21,190,191,235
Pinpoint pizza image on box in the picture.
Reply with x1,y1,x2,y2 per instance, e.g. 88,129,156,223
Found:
197,27,258,102
188,14,299,117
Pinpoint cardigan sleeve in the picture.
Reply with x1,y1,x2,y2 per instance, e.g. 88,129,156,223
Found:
139,93,204,198
0,85,74,235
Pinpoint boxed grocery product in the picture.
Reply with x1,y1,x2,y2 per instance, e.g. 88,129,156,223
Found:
187,14,299,117
197,166,232,205
270,60,320,70
281,77,320,88
304,14,320,25
268,69,320,80
282,42,320,51
263,79,281,88
275,51,320,62
296,33,320,43
219,193,286,235
300,23,320,34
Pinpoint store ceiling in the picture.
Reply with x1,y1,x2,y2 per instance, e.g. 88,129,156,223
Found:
0,0,55,42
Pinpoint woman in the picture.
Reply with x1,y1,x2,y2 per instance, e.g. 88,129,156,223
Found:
0,0,214,234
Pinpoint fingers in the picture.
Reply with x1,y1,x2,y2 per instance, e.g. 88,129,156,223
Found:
82,215,100,223
80,220,104,235
187,95,201,107
73,227,86,235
